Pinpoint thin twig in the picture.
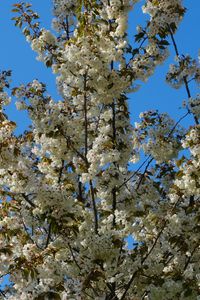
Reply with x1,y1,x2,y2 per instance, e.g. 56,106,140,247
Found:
168,24,199,125
20,215,42,249
45,222,52,248
83,73,88,158
58,160,64,184
136,157,153,191
120,197,182,299
21,194,36,208
78,176,84,202
118,155,151,190
168,111,189,136
89,180,98,234
120,269,140,300
111,60,117,227
183,244,199,271
0,289,6,298
83,72,98,233
118,106,192,192
68,243,81,271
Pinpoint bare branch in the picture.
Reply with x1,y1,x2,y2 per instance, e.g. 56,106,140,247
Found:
89,180,98,234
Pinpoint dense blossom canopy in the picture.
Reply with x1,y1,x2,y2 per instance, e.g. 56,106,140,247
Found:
0,1,200,299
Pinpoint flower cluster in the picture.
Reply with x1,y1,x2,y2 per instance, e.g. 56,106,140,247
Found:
133,110,184,163
142,0,185,36
174,125,200,196
166,55,200,89
188,94,200,120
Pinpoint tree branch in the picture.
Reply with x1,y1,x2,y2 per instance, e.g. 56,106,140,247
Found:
21,193,36,208
168,25,199,125
118,155,151,190
111,65,117,227
120,198,182,299
83,73,88,159
89,180,98,234
136,157,154,191
45,222,52,248
68,242,81,271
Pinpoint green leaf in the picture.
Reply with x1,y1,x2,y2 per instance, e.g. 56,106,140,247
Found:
159,40,170,46
184,288,193,297
135,31,145,42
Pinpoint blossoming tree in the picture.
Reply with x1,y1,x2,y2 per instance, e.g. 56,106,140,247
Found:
0,0,200,299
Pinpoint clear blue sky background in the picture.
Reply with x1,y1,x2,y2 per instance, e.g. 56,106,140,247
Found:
0,1,199,134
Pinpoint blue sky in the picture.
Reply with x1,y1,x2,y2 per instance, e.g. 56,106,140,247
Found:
0,0,199,133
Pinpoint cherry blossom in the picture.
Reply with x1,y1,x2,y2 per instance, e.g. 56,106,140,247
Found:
0,1,199,299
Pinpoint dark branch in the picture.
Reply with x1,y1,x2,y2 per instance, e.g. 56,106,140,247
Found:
168,25,199,125
68,243,81,271
89,180,98,234
45,222,52,248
